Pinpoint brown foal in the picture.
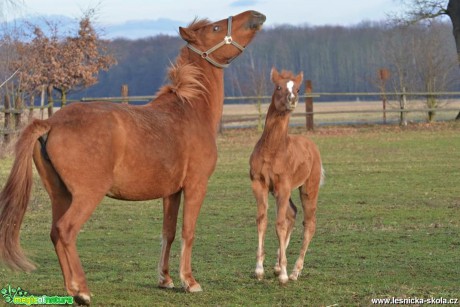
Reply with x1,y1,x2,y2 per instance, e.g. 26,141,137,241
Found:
249,68,324,284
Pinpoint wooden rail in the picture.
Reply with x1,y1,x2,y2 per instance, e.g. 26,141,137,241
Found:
2,84,460,144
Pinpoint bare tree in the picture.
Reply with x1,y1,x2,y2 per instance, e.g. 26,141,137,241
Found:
391,0,460,119
12,13,116,107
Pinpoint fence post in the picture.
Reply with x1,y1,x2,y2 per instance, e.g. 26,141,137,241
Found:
4,95,11,144
121,84,129,104
305,80,314,131
379,68,390,125
14,95,23,130
400,87,407,126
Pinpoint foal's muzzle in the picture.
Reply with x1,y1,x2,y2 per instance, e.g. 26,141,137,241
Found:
287,95,298,111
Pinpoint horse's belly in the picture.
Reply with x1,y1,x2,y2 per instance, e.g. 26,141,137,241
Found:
108,163,184,201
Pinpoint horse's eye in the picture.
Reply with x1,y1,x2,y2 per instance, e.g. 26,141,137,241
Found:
213,25,221,32
277,86,282,90
297,89,300,93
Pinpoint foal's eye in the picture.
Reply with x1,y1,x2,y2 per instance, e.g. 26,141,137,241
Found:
277,86,282,90
297,89,300,93
213,25,221,32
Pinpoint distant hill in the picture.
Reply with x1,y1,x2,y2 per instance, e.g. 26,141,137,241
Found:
106,18,182,39
10,14,183,39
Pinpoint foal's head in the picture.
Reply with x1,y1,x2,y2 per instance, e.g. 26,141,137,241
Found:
179,11,266,68
270,68,304,112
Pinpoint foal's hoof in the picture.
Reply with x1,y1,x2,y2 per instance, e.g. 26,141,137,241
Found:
273,265,281,276
255,268,264,280
185,283,203,293
73,293,91,306
158,281,175,289
278,275,289,285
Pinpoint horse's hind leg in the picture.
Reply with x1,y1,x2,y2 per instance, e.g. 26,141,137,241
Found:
33,144,74,295
54,192,107,306
274,198,296,276
289,181,319,281
158,190,182,289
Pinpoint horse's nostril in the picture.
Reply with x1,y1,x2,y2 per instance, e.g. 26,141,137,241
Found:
250,11,266,23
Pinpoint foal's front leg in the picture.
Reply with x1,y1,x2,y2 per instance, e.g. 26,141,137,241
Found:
251,180,268,280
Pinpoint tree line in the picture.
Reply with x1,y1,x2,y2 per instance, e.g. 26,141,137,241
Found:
2,7,460,109
77,21,460,103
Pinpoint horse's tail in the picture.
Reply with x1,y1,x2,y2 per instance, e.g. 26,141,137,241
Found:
0,119,51,271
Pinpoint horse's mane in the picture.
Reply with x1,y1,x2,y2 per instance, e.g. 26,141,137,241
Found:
187,17,211,31
156,61,209,105
155,17,212,105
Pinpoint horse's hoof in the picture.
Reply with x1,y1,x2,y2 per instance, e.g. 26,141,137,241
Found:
73,293,91,306
186,283,203,293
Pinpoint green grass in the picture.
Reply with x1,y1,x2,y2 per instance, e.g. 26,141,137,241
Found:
0,123,459,306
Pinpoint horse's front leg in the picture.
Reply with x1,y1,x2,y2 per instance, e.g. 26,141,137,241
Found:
274,186,291,284
180,179,208,292
158,190,182,289
251,180,269,280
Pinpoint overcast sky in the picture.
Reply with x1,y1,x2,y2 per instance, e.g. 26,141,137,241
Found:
14,0,403,27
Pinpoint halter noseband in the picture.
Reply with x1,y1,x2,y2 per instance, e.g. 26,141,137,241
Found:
186,16,245,69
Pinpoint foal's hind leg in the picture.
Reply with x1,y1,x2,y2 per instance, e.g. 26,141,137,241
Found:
158,190,182,289
289,182,319,281
274,198,296,276
251,180,269,280
274,186,292,284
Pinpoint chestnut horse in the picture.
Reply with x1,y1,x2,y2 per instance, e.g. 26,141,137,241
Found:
249,68,324,284
0,11,265,305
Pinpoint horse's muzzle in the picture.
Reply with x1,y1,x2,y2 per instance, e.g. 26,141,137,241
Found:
248,11,266,30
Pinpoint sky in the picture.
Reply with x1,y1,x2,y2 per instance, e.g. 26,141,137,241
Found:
6,0,405,38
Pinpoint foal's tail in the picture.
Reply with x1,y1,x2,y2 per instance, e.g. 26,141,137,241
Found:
319,164,326,187
0,119,51,271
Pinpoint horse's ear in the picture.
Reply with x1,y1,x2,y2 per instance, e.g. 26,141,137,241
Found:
179,27,197,43
270,67,279,82
295,72,304,85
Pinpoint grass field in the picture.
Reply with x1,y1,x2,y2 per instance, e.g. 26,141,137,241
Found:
0,122,459,306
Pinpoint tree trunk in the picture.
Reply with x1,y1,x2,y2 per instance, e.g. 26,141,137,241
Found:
47,85,54,118
447,0,460,120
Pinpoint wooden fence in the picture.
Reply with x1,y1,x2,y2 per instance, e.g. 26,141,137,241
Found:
2,82,460,144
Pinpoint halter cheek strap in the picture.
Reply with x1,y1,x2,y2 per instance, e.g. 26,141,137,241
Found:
186,16,245,69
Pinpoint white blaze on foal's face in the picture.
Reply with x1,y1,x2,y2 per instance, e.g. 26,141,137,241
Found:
287,80,295,99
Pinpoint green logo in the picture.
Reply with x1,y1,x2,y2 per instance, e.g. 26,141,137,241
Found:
1,285,73,305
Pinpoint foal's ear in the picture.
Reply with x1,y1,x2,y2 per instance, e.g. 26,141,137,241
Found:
295,72,304,84
270,67,279,82
179,27,197,43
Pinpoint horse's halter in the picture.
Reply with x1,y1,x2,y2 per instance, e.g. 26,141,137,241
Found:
186,16,245,69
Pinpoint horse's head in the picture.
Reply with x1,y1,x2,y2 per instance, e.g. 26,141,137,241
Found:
180,11,266,68
270,67,304,112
